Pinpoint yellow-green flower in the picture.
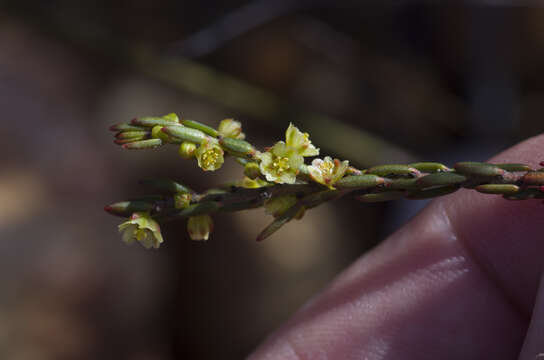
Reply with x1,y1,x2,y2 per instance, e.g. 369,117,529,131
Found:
118,212,163,249
308,156,349,189
264,195,297,217
195,141,224,171
285,123,319,157
187,215,213,241
258,141,304,184
218,118,245,139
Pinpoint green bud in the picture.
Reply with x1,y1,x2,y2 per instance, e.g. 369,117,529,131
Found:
187,215,214,241
151,125,171,142
174,193,192,209
162,113,179,122
179,141,197,159
244,162,261,179
217,118,245,139
182,119,219,137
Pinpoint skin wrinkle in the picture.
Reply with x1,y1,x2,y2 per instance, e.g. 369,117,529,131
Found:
439,194,530,320
251,194,526,359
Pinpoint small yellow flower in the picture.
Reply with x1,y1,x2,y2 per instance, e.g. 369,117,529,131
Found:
308,156,349,189
195,141,224,171
285,123,319,157
187,215,213,241
218,118,245,139
264,195,297,217
258,141,303,184
118,212,163,249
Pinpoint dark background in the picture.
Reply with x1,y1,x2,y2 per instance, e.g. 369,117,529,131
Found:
1,1,543,359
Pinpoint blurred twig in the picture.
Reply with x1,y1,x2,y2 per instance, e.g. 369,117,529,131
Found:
3,5,418,166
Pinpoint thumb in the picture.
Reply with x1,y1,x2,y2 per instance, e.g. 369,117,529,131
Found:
249,134,544,360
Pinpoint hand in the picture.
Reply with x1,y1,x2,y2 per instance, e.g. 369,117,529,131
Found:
249,135,544,360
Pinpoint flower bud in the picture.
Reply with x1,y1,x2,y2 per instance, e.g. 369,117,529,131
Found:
244,162,261,179
187,215,213,241
179,141,197,159
151,125,170,142
218,118,244,139
174,193,192,209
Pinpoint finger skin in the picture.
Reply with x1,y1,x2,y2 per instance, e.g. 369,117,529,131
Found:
519,277,544,360
250,134,544,360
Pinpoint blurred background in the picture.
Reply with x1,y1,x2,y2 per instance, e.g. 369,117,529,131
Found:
1,1,544,359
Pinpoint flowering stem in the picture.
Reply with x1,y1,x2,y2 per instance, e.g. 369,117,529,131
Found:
106,114,544,247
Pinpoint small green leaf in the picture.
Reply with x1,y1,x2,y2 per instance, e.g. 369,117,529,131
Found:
454,162,504,177
219,137,256,158
110,123,144,132
416,172,467,187
104,201,154,216
162,125,208,144
122,138,162,149
495,163,532,172
408,162,451,173
256,204,301,241
182,119,219,137
366,164,420,178
115,130,150,139
385,178,419,190
336,175,384,189
475,184,520,195
132,117,182,127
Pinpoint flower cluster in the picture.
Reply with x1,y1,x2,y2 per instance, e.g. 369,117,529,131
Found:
108,117,367,247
